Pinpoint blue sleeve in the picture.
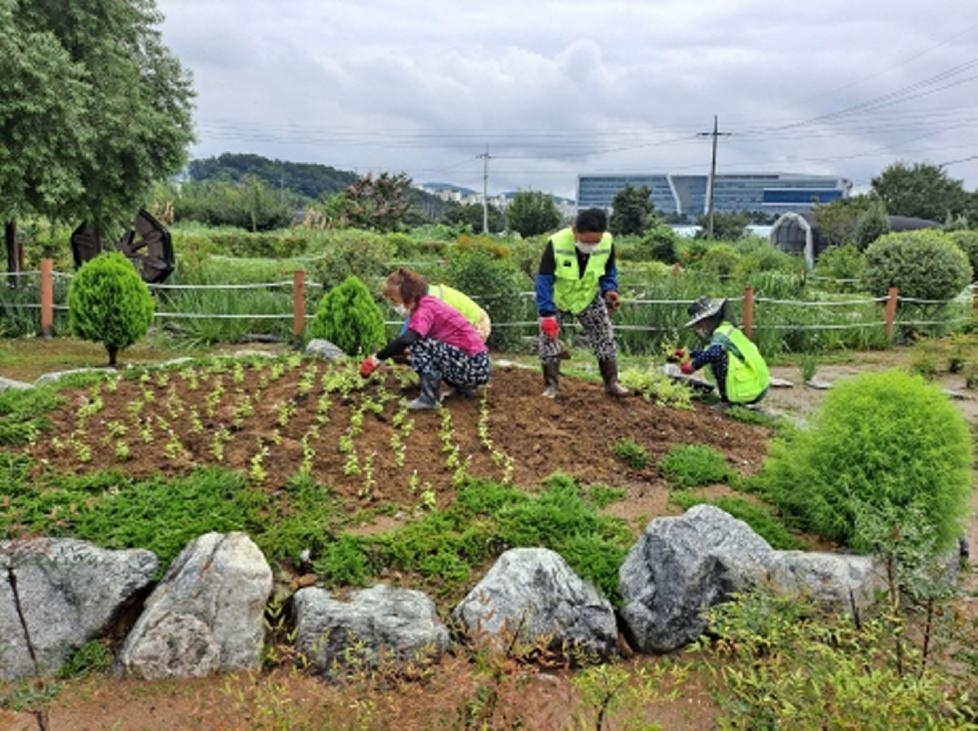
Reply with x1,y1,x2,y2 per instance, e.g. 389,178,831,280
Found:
535,273,557,317
598,264,618,295
691,343,726,371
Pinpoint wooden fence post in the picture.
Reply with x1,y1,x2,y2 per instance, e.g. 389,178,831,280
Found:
742,287,754,340
292,270,306,341
884,287,899,338
40,257,54,337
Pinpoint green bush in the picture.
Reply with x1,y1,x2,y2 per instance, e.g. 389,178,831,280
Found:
660,444,736,487
948,229,978,282
67,252,155,366
444,247,530,351
862,230,972,301
642,224,682,264
308,275,386,356
613,437,652,469
755,369,971,555
814,243,866,286
700,590,975,729
694,243,740,280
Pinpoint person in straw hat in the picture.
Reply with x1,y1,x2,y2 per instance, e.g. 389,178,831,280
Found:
675,296,770,405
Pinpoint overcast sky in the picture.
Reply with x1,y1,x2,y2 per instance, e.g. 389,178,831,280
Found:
155,0,978,200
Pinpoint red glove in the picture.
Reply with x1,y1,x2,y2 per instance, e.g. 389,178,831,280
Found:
539,316,559,341
604,290,621,311
673,347,688,361
359,355,379,378
680,360,695,375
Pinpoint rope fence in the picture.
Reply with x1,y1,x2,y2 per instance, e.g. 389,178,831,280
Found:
7,260,977,344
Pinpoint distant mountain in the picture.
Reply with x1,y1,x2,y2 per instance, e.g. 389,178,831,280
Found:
421,181,480,196
187,153,452,217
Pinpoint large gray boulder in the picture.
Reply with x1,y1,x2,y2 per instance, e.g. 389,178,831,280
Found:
293,584,448,674
452,547,618,661
768,551,885,609
1,538,158,680
619,505,776,653
117,532,272,679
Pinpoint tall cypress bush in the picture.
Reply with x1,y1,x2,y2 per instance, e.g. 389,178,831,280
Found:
308,275,386,356
67,252,155,366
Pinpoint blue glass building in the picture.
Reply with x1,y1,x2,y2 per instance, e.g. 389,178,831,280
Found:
577,172,850,218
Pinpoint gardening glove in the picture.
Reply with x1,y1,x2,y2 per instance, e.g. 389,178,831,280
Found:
603,290,621,312
670,347,688,363
539,316,560,341
680,360,695,375
359,355,380,378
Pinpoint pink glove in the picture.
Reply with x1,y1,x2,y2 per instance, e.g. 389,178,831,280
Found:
359,355,379,378
604,290,621,311
680,360,695,375
539,316,559,341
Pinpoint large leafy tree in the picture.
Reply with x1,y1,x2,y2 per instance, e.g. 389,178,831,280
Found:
0,0,88,271
4,0,194,264
871,162,969,222
506,190,561,237
609,184,655,236
812,195,877,247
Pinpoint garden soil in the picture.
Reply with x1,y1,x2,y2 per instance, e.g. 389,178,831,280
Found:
2,349,977,730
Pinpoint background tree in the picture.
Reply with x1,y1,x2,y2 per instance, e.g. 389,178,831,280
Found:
14,0,195,235
609,184,655,236
506,191,561,237
853,198,890,250
442,203,505,233
812,195,877,247
68,252,155,366
342,172,413,232
871,162,969,222
0,1,88,275
694,211,749,241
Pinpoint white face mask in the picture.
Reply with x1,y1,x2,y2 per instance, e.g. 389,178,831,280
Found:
393,303,410,317
575,240,599,254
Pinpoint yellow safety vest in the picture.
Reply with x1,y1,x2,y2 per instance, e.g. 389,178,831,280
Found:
712,322,770,403
550,228,613,314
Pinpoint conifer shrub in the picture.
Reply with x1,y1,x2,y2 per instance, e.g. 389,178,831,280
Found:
862,230,972,301
308,275,386,356
67,252,155,366
754,369,971,555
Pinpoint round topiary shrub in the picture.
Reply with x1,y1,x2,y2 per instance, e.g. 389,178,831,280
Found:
67,251,155,366
756,369,971,556
308,274,386,356
862,230,972,301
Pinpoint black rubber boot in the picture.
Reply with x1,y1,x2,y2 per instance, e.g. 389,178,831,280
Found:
541,360,559,398
599,358,629,397
408,374,441,410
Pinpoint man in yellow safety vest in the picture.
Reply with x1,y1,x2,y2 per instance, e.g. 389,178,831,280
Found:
535,207,628,399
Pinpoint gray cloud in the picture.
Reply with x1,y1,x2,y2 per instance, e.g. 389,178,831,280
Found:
158,0,978,198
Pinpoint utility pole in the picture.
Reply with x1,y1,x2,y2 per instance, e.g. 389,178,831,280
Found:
478,145,492,233
697,115,731,239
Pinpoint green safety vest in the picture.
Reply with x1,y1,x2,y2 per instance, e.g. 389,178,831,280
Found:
711,322,770,403
429,283,485,328
551,228,613,314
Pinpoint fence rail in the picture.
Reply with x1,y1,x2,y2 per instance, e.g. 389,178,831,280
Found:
6,260,976,347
